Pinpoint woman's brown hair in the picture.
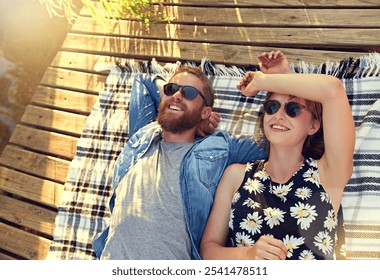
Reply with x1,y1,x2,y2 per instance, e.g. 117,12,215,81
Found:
256,92,324,159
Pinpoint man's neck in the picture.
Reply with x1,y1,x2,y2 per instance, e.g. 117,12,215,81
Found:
162,129,196,143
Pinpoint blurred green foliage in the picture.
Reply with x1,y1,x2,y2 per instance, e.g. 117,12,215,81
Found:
36,0,172,31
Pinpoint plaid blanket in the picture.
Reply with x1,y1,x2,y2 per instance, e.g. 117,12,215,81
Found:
46,54,380,260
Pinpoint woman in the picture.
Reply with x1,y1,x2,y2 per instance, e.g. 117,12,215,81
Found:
200,51,355,260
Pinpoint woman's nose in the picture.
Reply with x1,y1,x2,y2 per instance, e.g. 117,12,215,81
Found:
275,104,286,119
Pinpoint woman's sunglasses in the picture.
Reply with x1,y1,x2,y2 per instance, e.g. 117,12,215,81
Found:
163,83,208,106
263,100,306,118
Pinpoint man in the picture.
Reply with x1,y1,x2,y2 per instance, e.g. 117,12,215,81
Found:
92,65,267,260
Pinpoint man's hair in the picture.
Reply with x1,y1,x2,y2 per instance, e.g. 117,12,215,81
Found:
172,65,214,108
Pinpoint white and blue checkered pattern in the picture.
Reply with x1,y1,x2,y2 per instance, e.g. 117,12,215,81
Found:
47,54,380,260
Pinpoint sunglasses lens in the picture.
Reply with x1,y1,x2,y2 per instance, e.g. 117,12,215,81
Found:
263,100,281,115
163,83,208,106
263,100,304,118
182,86,199,100
163,83,179,96
286,102,303,117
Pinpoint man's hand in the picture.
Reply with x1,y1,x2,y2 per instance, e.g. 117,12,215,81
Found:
196,112,221,137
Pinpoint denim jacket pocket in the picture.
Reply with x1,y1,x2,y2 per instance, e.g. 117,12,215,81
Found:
194,150,228,188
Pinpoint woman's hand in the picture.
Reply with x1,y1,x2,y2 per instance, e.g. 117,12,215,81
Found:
247,235,288,260
237,71,265,97
237,50,291,97
258,50,291,74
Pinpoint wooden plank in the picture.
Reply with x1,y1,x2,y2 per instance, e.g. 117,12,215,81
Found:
81,5,380,27
0,146,70,184
69,18,380,49
21,105,87,136
70,5,380,66
0,222,51,260
50,50,122,72
10,124,78,159
191,27,380,49
69,4,380,65
33,86,98,114
71,18,380,50
62,33,366,65
0,251,15,260
0,166,63,208
40,67,106,93
161,0,380,7
163,7,380,27
0,194,57,236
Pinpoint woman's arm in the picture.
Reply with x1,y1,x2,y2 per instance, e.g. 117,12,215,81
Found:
241,72,355,211
200,164,287,260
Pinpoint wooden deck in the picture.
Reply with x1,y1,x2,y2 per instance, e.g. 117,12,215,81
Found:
0,0,379,260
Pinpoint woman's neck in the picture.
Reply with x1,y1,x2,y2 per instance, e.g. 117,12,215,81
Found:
266,150,304,184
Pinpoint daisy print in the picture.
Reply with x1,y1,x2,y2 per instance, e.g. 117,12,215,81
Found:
283,235,305,258
271,182,293,202
232,191,241,204
242,198,261,209
229,208,235,230
324,209,337,231
255,170,269,181
290,202,318,230
303,167,320,187
299,250,316,260
295,187,312,200
243,178,265,195
235,232,255,247
245,162,254,172
320,192,331,204
314,230,333,255
263,207,286,228
239,212,263,235
306,158,317,168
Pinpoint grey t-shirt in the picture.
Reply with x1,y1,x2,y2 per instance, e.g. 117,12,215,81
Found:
101,140,192,260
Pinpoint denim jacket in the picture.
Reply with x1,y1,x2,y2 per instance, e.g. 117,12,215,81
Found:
92,74,267,259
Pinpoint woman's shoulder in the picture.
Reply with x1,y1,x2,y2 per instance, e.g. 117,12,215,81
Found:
225,160,266,180
224,162,247,174
222,163,248,186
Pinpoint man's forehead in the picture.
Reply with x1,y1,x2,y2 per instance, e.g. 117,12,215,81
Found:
170,72,197,82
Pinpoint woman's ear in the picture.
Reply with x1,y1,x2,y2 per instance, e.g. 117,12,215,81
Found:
308,119,321,135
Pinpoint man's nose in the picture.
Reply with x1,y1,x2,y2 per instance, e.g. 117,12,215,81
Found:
172,89,183,100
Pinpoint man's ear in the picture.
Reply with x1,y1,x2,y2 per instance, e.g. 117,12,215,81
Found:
201,106,212,120
308,119,321,136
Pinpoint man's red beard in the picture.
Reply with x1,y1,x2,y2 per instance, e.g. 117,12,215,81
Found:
157,100,203,133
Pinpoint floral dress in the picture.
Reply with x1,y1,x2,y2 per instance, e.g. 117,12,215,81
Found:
227,158,346,260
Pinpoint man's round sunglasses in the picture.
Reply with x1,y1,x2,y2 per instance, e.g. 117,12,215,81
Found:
163,83,208,106
263,100,307,118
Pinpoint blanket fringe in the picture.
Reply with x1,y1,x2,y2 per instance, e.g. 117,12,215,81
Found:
106,53,380,79
294,52,380,79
